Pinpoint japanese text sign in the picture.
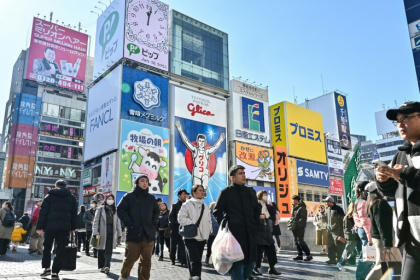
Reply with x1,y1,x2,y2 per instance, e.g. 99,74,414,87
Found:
334,92,352,150
270,102,287,148
274,146,291,218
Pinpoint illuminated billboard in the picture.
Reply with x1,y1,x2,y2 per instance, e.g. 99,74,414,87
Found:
235,143,274,182
26,18,88,92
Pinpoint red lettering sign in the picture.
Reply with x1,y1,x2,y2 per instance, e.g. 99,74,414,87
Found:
187,103,215,117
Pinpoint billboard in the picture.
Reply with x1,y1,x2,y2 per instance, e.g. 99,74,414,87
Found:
121,65,169,127
285,102,326,163
249,185,276,203
296,159,329,187
274,146,291,218
83,169,91,186
270,102,287,148
334,92,352,150
84,65,122,161
375,108,397,135
13,93,42,126
326,139,344,177
408,19,420,38
26,18,88,92
101,153,115,193
330,178,344,195
235,143,274,182
119,120,170,195
288,157,299,207
9,124,38,156
124,0,169,71
4,155,35,189
93,0,125,78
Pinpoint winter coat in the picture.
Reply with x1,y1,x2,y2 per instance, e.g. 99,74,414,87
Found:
30,206,40,224
290,201,308,230
92,206,122,250
76,212,85,230
18,214,30,230
117,186,160,242
83,208,96,231
377,140,420,249
368,199,393,247
169,200,183,233
343,216,359,241
313,211,327,230
213,184,260,264
157,211,169,230
353,199,372,242
36,188,78,232
256,202,275,246
0,208,15,239
325,204,345,239
10,224,27,242
178,198,212,241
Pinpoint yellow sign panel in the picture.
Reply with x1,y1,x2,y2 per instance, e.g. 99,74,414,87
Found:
270,102,287,147
285,102,326,163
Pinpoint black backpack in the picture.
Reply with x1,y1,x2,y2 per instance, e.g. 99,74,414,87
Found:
1,210,15,227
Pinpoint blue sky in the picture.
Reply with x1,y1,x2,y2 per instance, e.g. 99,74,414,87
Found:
0,0,418,140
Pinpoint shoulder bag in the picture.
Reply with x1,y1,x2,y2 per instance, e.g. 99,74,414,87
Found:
179,205,205,238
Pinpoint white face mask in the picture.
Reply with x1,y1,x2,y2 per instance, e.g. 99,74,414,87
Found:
106,200,114,206
262,196,268,201
90,204,96,209
15,225,21,228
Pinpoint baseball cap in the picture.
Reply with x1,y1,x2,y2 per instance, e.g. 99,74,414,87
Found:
386,101,420,121
177,189,190,196
365,182,378,193
322,196,335,203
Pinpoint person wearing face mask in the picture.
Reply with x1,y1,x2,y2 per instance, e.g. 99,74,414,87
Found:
253,190,281,276
313,205,328,255
84,200,98,257
92,194,122,274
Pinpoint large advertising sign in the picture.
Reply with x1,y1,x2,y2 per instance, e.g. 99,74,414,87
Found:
330,178,344,195
119,120,170,195
285,102,326,163
121,66,169,127
274,146,291,218
174,86,227,205
296,159,329,187
408,19,420,38
270,102,287,148
9,124,38,157
124,0,169,71
235,143,274,182
26,18,88,92
101,153,115,193
334,92,352,150
83,169,91,186
93,0,125,78
4,155,35,189
84,65,122,161
13,93,42,126
326,138,344,177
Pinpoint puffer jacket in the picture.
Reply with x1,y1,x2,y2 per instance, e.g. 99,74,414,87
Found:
10,224,27,242
290,201,308,230
353,199,372,243
83,208,96,231
178,198,212,241
36,188,78,232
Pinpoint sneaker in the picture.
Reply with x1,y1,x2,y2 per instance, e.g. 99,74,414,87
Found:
99,268,105,273
337,262,343,271
293,255,303,260
268,267,281,275
29,249,37,254
304,255,313,261
12,247,16,252
40,268,51,276
104,267,110,274
252,267,262,275
51,273,59,280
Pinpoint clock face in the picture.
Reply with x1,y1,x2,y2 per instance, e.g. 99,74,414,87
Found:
126,0,168,47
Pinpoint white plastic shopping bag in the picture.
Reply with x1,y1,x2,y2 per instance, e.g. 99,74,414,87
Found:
362,244,376,262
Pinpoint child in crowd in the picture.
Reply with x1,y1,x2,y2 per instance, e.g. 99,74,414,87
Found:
10,222,27,252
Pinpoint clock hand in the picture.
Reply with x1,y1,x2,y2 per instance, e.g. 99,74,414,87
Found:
146,7,152,26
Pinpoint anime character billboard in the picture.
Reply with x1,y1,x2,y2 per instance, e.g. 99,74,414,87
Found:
235,143,274,182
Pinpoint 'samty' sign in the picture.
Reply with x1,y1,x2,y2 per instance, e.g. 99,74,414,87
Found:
296,159,329,187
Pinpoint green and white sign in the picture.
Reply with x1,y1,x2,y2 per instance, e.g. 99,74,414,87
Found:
82,169,91,186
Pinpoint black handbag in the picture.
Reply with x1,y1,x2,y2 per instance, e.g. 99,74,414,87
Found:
179,205,205,238
61,233,77,271
381,250,401,279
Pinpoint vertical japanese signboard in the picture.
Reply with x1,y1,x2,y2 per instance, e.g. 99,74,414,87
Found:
270,102,287,148
26,18,88,92
274,146,291,218
326,138,344,176
330,178,344,195
334,92,352,150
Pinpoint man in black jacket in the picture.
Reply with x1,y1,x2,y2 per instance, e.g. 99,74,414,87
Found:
117,174,160,280
289,195,312,261
213,165,260,280
36,180,77,279
323,196,345,264
168,188,189,266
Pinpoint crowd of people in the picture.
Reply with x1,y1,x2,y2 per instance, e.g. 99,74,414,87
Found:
0,102,419,280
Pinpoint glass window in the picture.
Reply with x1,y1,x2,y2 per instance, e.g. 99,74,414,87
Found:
42,103,48,115
256,181,264,187
47,104,59,117
306,193,313,202
70,109,81,121
298,192,304,200
314,194,321,202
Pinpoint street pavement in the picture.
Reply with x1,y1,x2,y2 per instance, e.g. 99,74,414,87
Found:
0,243,356,280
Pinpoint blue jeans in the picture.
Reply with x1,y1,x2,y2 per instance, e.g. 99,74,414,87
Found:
230,261,255,280
356,228,374,280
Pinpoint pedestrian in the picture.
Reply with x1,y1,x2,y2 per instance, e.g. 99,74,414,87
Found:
353,181,374,279
376,101,420,280
337,202,361,270
10,222,27,252
253,190,281,276
76,205,86,252
289,195,313,262
178,185,212,280
323,196,345,265
37,180,78,280
92,193,122,275
17,212,30,245
29,199,43,254
204,202,219,265
313,205,328,255
169,188,189,267
153,197,163,257
267,201,281,253
84,200,98,257
0,202,15,256
213,165,260,280
117,174,160,280
157,202,170,261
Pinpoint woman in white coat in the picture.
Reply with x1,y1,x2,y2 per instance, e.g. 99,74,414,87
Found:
92,194,122,274
178,185,212,280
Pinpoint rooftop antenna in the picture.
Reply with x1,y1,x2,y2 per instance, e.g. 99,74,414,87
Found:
293,86,298,104
98,1,108,8
94,6,104,13
382,103,385,110
321,74,325,94
50,12,53,22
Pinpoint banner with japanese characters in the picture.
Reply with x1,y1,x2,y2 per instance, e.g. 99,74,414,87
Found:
4,155,35,189
274,146,292,218
12,93,42,126
270,102,287,148
235,143,274,182
26,18,88,92
119,120,170,195
334,92,352,150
